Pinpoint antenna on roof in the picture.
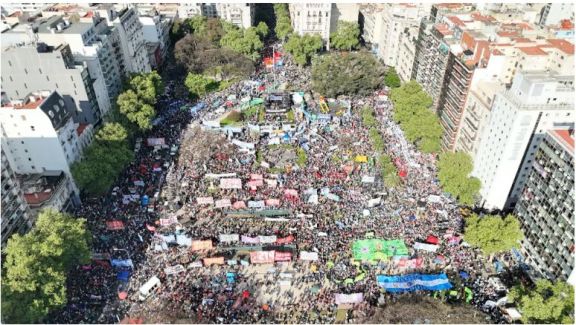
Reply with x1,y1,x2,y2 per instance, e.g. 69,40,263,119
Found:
26,23,38,45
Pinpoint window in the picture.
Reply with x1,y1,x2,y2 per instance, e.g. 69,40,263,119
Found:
31,165,35,169
38,68,42,74
24,82,28,89
46,75,50,81
8,60,12,67
21,115,26,121
30,126,35,131
28,158,31,161
9,76,13,82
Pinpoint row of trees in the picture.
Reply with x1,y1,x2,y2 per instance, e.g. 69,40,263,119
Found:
2,209,91,323
389,81,442,153
274,4,293,41
72,71,163,196
437,151,482,206
362,107,400,187
312,51,385,97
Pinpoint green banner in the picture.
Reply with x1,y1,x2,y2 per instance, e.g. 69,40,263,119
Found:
352,239,409,260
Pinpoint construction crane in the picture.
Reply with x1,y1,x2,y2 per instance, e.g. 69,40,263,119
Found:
319,96,329,114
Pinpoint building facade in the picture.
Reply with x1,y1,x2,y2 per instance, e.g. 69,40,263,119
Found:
514,129,574,280
110,7,151,74
1,147,32,250
539,3,575,27
139,14,172,69
472,71,574,211
289,3,332,49
1,42,102,124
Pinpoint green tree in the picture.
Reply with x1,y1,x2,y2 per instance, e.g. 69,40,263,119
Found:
274,4,293,41
95,122,128,144
117,71,163,130
437,151,481,205
384,67,401,88
312,51,385,97
284,33,324,65
255,21,269,39
188,16,207,34
330,21,360,51
509,279,574,324
185,73,218,98
1,209,91,323
296,147,307,167
389,81,441,153
220,26,264,61
463,214,524,255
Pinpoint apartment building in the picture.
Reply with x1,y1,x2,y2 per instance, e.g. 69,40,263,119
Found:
514,129,574,280
472,71,574,211
289,3,333,48
330,3,359,33
18,171,78,219
0,90,93,190
139,14,172,69
539,3,575,27
1,147,32,250
109,7,151,74
1,42,103,124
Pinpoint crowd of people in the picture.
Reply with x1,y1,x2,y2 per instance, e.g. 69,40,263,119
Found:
49,43,518,324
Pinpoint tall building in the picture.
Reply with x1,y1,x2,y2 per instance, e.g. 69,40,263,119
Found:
472,71,574,211
107,7,151,75
177,3,253,29
329,3,359,34
0,90,92,194
539,3,575,26
1,42,103,124
1,147,32,250
514,129,574,280
289,3,332,49
139,14,172,69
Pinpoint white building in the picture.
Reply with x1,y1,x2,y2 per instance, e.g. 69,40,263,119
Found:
139,14,172,69
0,90,93,187
176,3,253,29
329,3,359,33
539,3,575,26
289,3,332,48
472,71,574,211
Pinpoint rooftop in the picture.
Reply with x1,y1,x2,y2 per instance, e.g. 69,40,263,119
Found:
546,39,575,55
550,129,575,155
518,46,549,56
77,123,89,136
1,91,52,109
36,16,92,35
19,171,66,207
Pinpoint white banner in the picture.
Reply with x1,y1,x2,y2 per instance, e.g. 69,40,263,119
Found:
159,216,178,227
335,293,364,304
219,178,242,189
261,161,270,168
189,261,203,268
215,199,232,208
248,200,266,209
427,195,442,203
165,264,185,275
232,139,255,150
219,234,240,243
258,235,278,243
368,197,381,208
361,176,375,183
300,251,319,261
197,197,214,205
205,173,237,179
414,242,439,252
265,179,277,188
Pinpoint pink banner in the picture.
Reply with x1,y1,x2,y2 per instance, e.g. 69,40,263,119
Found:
147,138,165,146
219,178,242,189
335,293,364,304
274,251,292,262
265,179,277,188
203,257,225,266
215,199,231,208
250,174,263,180
197,197,214,205
393,257,423,269
241,235,260,244
232,201,246,209
159,216,178,226
275,235,295,244
284,189,299,198
191,240,213,251
247,180,264,188
250,251,275,264
265,199,280,207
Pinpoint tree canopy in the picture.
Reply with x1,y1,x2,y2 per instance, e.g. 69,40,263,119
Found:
117,71,163,131
509,279,574,324
274,4,293,41
463,213,524,255
437,151,481,205
312,51,385,97
284,33,324,66
389,81,442,153
220,25,264,61
384,67,402,88
1,209,91,323
330,21,360,51
95,122,128,143
255,21,269,39
185,73,218,99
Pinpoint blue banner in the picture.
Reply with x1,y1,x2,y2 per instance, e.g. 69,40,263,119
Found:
377,273,452,292
111,259,134,269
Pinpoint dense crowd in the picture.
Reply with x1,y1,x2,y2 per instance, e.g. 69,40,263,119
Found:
49,44,518,324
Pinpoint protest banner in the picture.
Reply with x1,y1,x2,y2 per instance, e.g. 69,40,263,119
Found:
203,257,225,266
300,251,319,261
258,235,277,244
241,235,260,244
232,201,247,209
191,240,213,251
219,178,242,189
219,234,240,243
361,176,375,183
159,216,178,227
247,180,264,188
275,235,295,244
248,201,265,209
274,251,292,262
414,242,439,253
197,197,214,205
164,264,185,275
215,199,232,209
147,138,165,146
335,293,364,304
265,199,280,207
250,251,275,264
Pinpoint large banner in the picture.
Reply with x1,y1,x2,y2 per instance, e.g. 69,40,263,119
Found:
191,240,213,251
159,216,178,227
300,251,319,261
361,176,375,183
393,257,424,269
265,179,277,188
215,199,232,209
352,239,409,261
265,199,280,207
247,180,264,188
147,138,165,146
335,293,364,304
250,174,264,180
111,259,134,268
197,197,214,205
164,264,185,275
220,178,242,189
250,251,275,264
232,139,255,150
376,274,452,292
258,235,277,244
241,235,260,244
219,234,240,243
233,201,246,209
276,235,295,244
414,242,439,253
203,257,225,266
248,201,265,209
274,251,292,262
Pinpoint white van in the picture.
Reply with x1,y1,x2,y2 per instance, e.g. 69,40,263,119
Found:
139,276,161,301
